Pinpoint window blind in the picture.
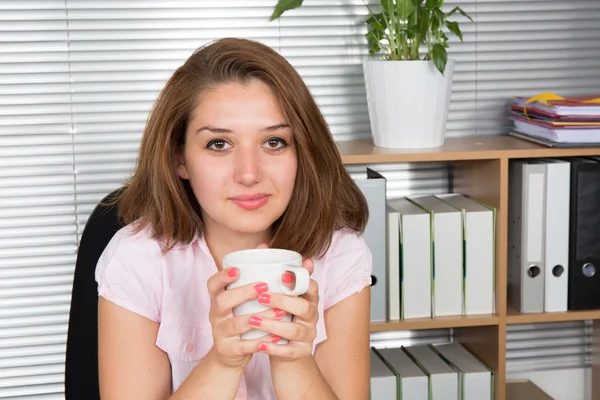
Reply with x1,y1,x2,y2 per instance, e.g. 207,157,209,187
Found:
1,0,599,398
0,1,76,398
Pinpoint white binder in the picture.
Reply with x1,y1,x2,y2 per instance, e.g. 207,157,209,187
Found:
404,344,459,400
355,168,387,322
432,343,493,400
508,161,546,313
370,347,396,399
407,195,463,317
437,193,495,316
386,204,401,320
388,198,432,319
539,159,570,312
374,347,428,400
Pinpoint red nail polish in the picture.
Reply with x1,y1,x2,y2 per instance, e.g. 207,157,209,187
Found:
254,282,268,294
274,309,286,318
258,293,271,304
259,343,268,352
271,335,281,344
282,272,294,284
249,316,262,327
227,268,237,277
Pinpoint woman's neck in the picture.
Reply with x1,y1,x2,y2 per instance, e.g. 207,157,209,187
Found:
203,226,271,271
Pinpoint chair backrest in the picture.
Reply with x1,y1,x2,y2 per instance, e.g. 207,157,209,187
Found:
64,188,125,400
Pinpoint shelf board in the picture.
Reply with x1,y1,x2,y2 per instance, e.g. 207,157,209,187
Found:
506,380,553,399
506,304,600,324
369,313,499,332
338,135,600,164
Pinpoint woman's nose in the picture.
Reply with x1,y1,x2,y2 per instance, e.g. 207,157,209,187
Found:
233,148,262,186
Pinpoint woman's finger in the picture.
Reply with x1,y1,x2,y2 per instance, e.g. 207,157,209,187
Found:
281,258,315,290
252,317,314,343
226,308,288,336
301,258,314,276
259,286,318,321
206,241,267,296
281,271,296,289
207,267,240,297
301,278,319,304
227,337,270,357
256,340,310,360
212,281,269,316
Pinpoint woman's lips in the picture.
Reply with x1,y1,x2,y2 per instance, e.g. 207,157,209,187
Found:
230,194,270,210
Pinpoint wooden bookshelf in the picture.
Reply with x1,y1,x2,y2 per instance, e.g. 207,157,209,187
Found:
507,304,600,324
338,134,600,164
339,135,600,400
506,380,553,399
594,320,600,400
370,314,499,332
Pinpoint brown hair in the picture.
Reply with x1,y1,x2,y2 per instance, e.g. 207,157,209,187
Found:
115,37,368,259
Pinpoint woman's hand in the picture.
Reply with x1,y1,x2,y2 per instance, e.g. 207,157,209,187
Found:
206,245,287,371
254,258,319,361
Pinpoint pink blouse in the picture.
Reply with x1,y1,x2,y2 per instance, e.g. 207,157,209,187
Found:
95,224,372,400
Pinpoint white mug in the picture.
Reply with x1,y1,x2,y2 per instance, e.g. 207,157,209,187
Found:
224,248,310,343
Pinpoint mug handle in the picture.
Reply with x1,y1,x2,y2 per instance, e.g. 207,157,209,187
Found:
280,267,310,296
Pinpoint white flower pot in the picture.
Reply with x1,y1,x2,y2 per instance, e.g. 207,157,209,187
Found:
362,59,455,149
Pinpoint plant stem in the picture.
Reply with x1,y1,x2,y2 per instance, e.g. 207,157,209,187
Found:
387,0,398,60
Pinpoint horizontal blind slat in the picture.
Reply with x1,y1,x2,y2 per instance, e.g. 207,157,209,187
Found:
0,365,64,380
0,325,66,340
0,383,64,398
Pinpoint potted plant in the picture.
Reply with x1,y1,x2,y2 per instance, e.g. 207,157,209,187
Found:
271,0,473,149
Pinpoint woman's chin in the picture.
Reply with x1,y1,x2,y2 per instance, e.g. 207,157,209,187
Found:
224,216,280,236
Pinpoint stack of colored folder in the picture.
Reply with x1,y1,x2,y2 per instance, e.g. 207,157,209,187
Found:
508,92,600,147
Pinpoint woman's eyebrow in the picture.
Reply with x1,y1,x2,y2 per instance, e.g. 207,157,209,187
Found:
196,126,233,134
262,123,290,132
195,123,289,135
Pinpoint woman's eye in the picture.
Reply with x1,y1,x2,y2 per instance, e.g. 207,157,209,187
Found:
207,140,230,151
264,138,287,150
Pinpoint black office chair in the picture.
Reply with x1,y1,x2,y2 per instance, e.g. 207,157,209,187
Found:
64,188,125,400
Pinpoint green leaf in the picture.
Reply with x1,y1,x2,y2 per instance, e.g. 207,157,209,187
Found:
446,6,473,22
432,43,447,75
418,9,430,37
366,12,386,30
425,0,441,8
270,0,304,21
365,12,388,56
431,8,444,32
395,0,414,21
445,20,463,41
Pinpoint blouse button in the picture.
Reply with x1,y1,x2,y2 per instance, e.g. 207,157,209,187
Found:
185,342,195,353
235,389,246,400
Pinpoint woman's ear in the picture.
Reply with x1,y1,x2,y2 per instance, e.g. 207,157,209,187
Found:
174,150,189,180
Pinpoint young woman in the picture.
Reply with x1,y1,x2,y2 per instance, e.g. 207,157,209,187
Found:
96,37,372,400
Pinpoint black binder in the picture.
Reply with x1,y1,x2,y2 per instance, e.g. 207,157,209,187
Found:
567,157,600,310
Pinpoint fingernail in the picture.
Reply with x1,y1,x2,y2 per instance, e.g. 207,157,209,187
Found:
274,309,286,319
249,316,262,327
271,335,281,344
258,293,271,304
259,343,268,352
254,282,268,294
282,272,294,284
227,268,237,277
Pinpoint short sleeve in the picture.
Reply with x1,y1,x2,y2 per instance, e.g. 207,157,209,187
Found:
95,227,164,322
323,230,373,310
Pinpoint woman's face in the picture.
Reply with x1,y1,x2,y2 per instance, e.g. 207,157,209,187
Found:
176,79,298,237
